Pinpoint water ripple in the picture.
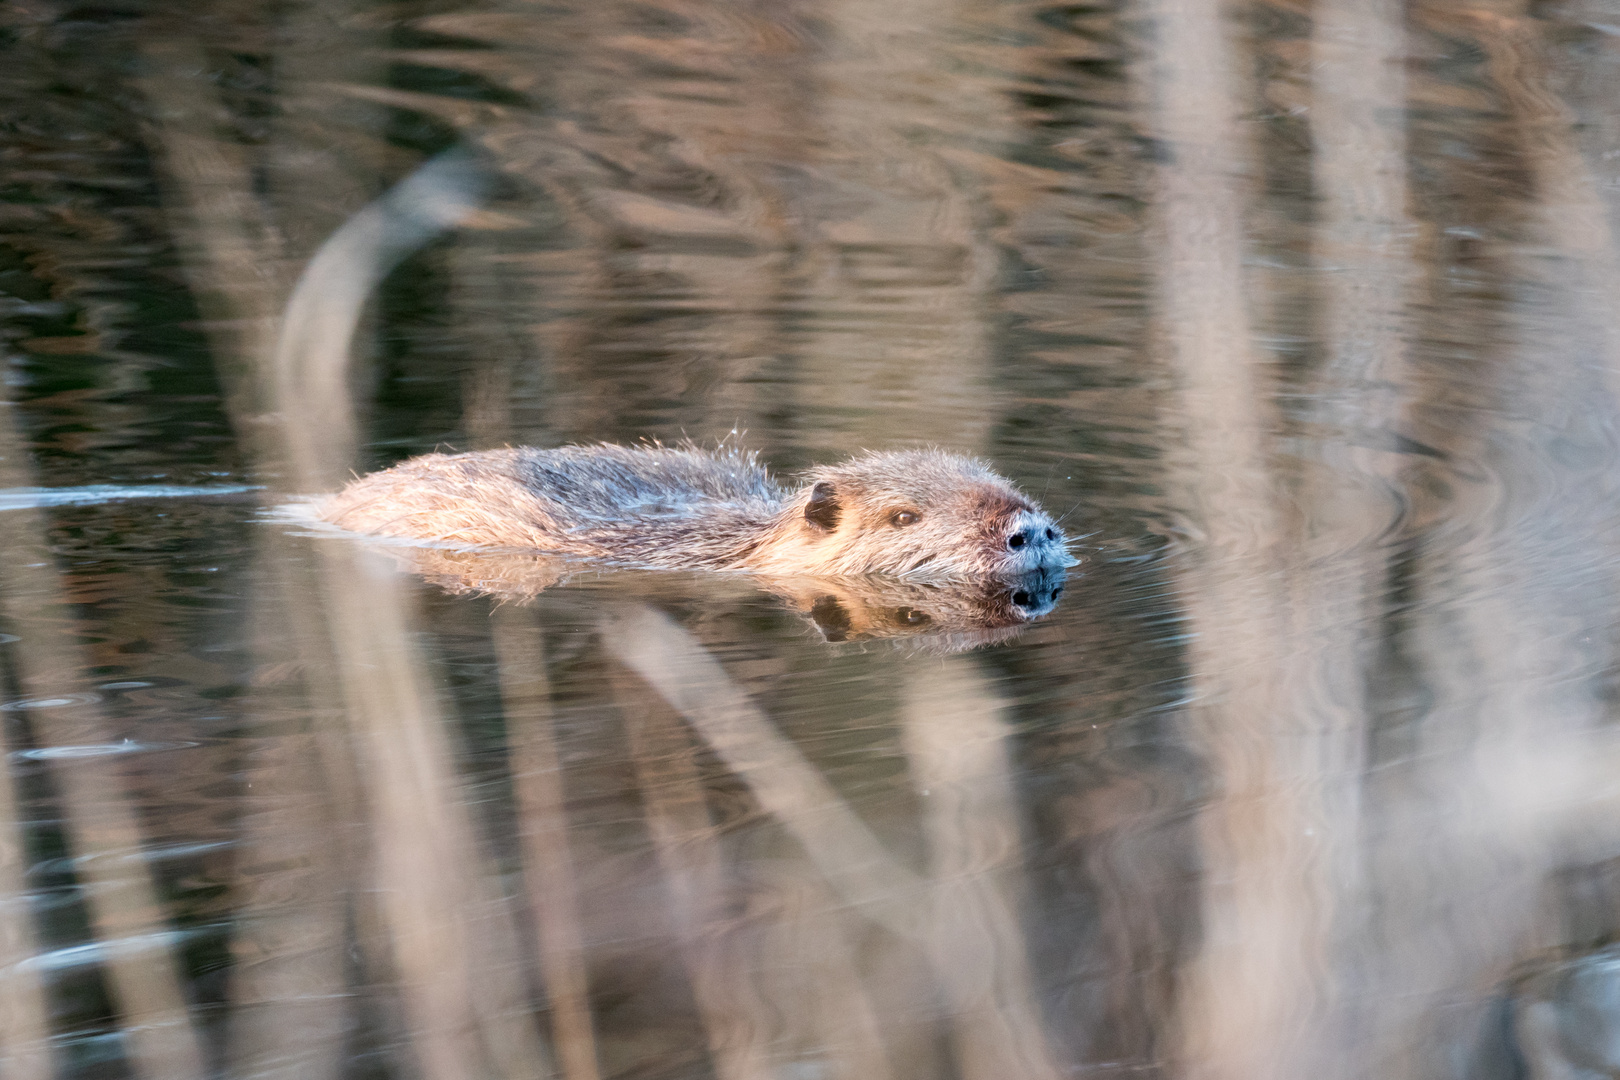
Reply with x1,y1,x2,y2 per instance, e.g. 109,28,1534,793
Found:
0,484,259,512
10,738,200,759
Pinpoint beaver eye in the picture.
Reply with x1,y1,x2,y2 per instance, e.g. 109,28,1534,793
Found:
893,606,930,627
891,511,919,527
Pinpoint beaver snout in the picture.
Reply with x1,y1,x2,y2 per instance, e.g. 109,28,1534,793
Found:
1006,566,1067,618
1004,510,1079,571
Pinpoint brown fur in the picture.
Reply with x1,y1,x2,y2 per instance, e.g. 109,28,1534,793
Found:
319,443,1077,579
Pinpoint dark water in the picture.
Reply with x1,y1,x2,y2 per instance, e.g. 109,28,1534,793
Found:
3,1,1620,1078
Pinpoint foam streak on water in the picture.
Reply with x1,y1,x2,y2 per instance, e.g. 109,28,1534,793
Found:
0,486,260,512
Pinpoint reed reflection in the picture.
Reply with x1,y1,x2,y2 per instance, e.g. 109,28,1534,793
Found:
142,51,549,1076
601,604,1064,1080
1142,3,1620,1080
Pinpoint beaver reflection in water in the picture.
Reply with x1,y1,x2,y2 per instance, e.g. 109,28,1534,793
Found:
320,443,1078,579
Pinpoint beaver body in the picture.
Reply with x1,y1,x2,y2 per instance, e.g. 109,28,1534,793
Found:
320,443,1076,579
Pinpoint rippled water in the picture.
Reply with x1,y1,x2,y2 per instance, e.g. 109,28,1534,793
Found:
5,1,1620,1078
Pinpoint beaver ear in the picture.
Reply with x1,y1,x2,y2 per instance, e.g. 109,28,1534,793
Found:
805,481,841,531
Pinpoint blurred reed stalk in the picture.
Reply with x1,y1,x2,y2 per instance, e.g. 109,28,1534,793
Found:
1453,8,1620,382
1342,7,1620,1073
609,662,782,1080
137,30,557,1078
603,605,1063,1080
222,540,354,1080
899,662,1063,1080
138,15,393,1077
490,611,601,1080
0,548,47,1080
461,269,602,1080
602,607,926,938
1292,0,1416,1071
1136,0,1322,1075
0,383,205,1080
136,32,360,1080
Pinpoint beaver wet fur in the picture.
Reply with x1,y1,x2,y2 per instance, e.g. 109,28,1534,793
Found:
320,443,1078,578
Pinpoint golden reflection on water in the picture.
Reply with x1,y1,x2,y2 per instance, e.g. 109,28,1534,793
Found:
7,0,1620,1078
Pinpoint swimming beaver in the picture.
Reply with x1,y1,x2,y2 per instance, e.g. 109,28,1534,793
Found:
320,443,1077,579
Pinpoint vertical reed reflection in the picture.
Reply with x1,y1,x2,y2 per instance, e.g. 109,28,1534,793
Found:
900,662,1061,1080
1295,0,1416,1071
225,541,353,1080
1459,7,1620,382
609,663,777,1080
1147,0,1620,1074
0,448,82,1080
140,20,388,1080
140,37,554,1075
491,611,600,1080
137,35,359,1080
0,384,205,1080
1138,0,1317,1075
0,601,47,1080
1344,7,1620,1073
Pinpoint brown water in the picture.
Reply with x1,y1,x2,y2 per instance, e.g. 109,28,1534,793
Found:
3,1,1620,1078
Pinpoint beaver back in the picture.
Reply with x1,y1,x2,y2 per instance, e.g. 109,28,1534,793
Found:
321,444,786,565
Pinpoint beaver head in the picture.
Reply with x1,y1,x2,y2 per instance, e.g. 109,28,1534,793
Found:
746,450,1078,579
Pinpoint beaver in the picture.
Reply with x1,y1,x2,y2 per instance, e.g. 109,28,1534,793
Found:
319,443,1077,579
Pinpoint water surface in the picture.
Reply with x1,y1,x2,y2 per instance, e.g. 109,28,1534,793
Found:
3,1,1620,1078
